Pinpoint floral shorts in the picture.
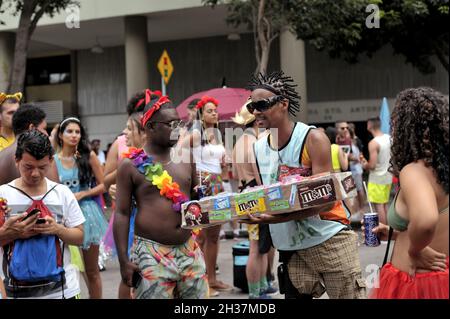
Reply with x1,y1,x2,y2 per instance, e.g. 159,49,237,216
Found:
131,235,208,299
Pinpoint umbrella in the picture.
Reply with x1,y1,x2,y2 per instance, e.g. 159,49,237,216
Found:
177,87,251,121
379,97,390,134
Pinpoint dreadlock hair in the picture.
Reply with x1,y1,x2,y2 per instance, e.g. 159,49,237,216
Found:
56,118,93,187
248,71,301,117
126,91,146,115
16,129,54,161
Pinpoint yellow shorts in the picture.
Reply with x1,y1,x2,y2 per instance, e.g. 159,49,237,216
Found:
368,182,391,204
247,224,259,241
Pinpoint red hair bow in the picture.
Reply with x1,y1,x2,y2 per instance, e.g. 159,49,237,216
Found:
195,96,219,110
141,89,171,127
135,89,162,110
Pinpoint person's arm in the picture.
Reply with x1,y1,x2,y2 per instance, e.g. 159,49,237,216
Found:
35,220,84,246
338,148,349,171
34,187,85,245
362,140,378,171
179,128,201,150
46,160,60,183
114,160,139,286
190,150,199,198
249,140,262,186
103,139,119,191
0,277,6,299
75,151,106,201
401,166,439,255
400,164,448,274
49,124,60,151
245,129,335,224
0,213,39,246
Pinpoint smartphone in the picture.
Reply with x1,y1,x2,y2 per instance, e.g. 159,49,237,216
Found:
22,208,40,221
131,271,142,288
36,218,46,224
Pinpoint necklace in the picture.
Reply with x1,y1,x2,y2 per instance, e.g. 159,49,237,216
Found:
58,154,76,161
122,147,188,212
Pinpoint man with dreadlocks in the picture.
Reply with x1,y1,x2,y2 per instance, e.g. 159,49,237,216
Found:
114,90,208,299
246,71,366,299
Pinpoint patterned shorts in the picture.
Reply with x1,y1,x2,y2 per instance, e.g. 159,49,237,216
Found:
131,235,208,299
287,229,367,299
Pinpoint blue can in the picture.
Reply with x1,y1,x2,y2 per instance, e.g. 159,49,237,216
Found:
197,185,207,199
364,213,380,247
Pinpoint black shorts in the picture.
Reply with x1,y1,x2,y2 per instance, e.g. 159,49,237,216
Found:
258,223,273,254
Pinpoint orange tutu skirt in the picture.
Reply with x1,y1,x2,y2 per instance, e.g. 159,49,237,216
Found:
370,258,449,299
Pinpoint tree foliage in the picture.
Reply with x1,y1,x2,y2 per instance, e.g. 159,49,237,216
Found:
288,0,449,73
0,0,79,92
204,0,449,74
203,0,292,75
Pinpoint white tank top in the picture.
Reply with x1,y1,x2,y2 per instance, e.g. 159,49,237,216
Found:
193,143,225,175
368,134,393,185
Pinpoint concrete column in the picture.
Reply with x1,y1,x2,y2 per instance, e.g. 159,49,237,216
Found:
280,29,308,123
0,32,15,92
124,16,149,100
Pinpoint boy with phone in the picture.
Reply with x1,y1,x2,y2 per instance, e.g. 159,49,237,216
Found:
0,130,85,299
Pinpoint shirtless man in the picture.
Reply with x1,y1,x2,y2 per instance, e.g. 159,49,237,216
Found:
114,91,208,299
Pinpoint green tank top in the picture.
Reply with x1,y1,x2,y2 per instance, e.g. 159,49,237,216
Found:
388,190,449,231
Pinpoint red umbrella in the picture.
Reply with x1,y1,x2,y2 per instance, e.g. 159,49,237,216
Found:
177,87,251,121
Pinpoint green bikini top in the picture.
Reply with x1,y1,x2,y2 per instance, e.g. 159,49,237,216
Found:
388,190,449,232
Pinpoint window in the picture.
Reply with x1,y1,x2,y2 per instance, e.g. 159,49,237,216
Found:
26,55,71,86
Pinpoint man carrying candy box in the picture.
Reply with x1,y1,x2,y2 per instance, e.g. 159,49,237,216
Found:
245,71,366,299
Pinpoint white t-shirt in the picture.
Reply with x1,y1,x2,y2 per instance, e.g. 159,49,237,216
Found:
0,178,85,299
368,134,393,185
193,143,225,175
97,150,106,165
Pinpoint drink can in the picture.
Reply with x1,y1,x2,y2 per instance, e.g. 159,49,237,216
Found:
364,212,380,247
0,197,7,226
197,185,207,199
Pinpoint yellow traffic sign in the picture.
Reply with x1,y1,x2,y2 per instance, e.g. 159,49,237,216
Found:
157,50,174,85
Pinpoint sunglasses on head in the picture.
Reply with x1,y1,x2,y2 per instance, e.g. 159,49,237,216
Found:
247,95,284,114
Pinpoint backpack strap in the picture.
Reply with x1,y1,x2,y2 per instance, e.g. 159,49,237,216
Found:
8,184,58,201
41,184,58,201
382,226,394,266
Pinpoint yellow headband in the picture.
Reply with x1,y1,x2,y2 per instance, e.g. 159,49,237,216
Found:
0,92,23,105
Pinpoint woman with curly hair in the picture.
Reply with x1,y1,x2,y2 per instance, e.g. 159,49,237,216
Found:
369,87,449,299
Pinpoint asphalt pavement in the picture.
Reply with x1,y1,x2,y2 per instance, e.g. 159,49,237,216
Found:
80,221,389,299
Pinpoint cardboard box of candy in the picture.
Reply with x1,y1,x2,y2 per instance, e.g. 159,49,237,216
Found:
181,172,357,229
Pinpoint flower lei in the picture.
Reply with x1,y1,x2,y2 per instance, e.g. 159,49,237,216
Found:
122,147,189,212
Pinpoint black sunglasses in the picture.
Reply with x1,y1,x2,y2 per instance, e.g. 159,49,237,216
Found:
247,95,284,114
151,120,186,130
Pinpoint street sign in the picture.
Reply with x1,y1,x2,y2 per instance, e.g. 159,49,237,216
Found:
157,50,174,85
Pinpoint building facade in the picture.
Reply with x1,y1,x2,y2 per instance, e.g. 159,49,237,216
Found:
0,0,448,146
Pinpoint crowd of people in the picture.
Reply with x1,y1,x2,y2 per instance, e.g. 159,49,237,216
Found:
0,74,448,299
